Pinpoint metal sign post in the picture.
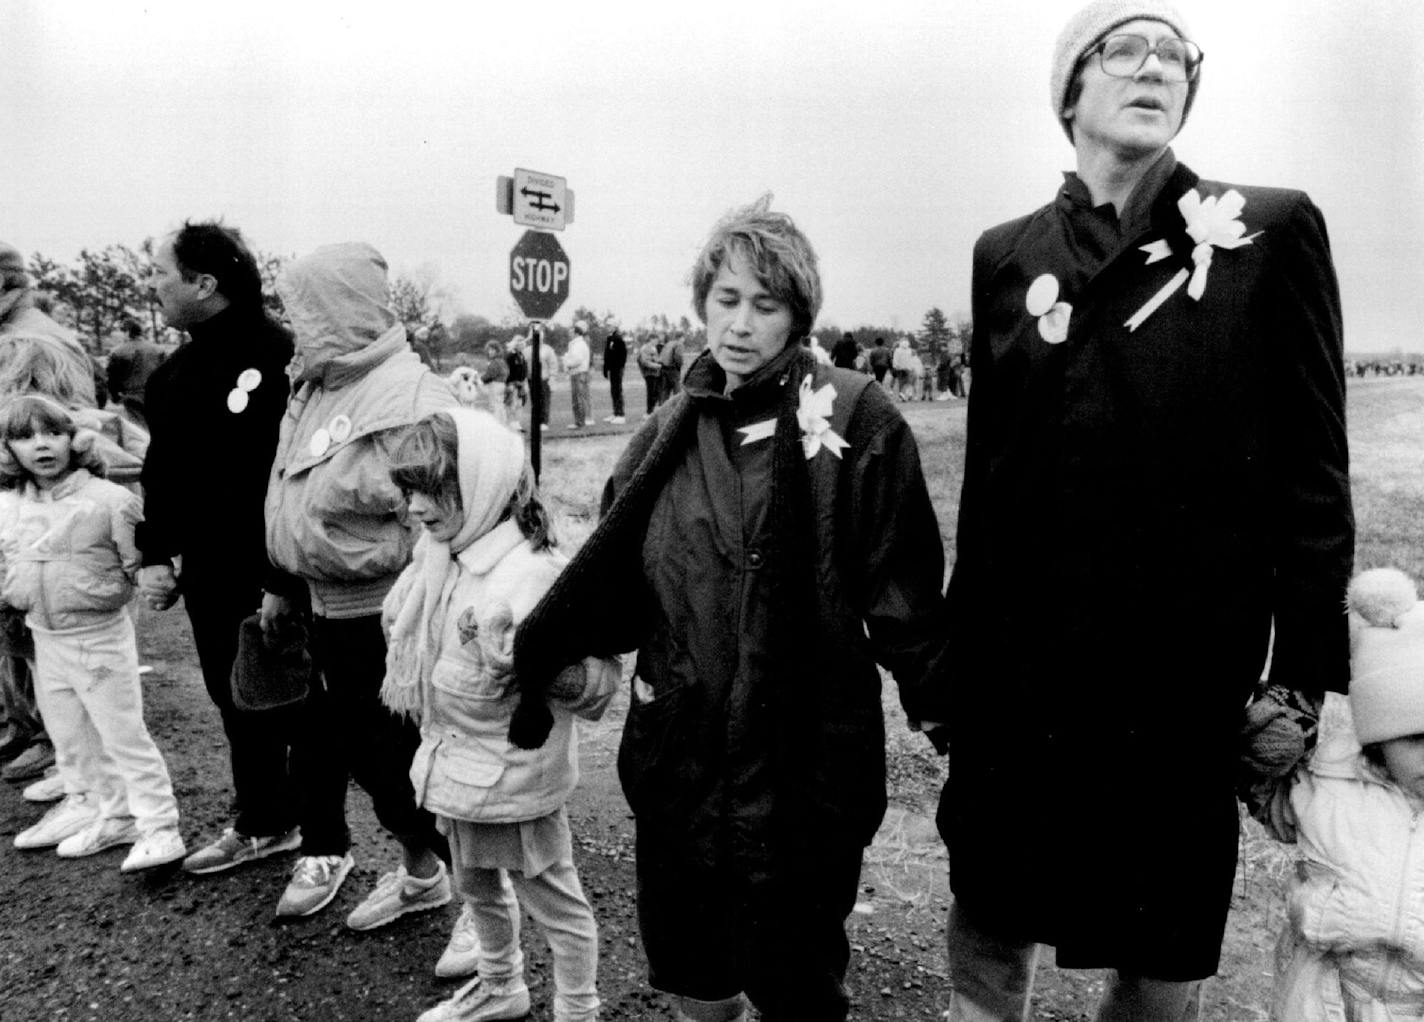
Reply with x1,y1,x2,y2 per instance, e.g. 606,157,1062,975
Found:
498,168,573,481
528,322,544,478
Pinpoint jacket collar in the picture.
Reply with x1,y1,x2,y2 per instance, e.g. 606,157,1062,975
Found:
456,519,525,576
682,343,805,412
24,466,92,502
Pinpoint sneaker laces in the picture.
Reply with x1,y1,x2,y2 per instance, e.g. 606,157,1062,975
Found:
292,855,343,886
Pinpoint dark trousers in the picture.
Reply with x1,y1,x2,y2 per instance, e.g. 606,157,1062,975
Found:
635,824,862,1021
294,613,444,858
643,374,661,414
184,579,298,838
608,368,625,417
660,366,681,403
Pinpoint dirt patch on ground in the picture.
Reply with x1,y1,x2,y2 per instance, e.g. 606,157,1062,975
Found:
0,603,1287,1021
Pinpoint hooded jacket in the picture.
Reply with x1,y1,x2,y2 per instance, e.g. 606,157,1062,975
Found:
388,521,618,824
1273,732,1424,1021
264,243,456,618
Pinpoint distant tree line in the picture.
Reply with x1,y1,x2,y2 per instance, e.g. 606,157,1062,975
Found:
22,241,975,376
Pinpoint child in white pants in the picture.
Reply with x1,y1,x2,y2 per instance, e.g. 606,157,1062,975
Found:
1,395,183,871
382,408,617,1022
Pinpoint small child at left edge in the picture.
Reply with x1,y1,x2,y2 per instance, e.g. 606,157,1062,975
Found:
0,394,184,871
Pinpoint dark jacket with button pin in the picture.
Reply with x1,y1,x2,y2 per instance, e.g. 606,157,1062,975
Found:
936,156,1354,979
513,343,946,883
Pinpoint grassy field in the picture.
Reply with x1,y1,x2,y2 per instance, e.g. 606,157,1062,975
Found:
532,375,1424,1020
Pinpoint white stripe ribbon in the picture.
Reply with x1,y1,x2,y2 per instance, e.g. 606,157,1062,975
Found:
737,418,776,445
1124,268,1189,333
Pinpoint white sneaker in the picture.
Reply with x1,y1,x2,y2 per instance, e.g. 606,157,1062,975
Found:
417,976,530,1022
56,816,139,858
14,794,98,849
21,768,65,803
434,901,481,979
275,853,354,918
121,828,187,872
608,415,626,424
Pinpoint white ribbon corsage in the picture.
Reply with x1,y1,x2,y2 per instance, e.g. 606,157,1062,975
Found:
226,367,262,414
735,373,849,460
1125,188,1261,332
1026,274,1072,345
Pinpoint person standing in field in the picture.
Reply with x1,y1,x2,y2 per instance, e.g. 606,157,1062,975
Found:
637,333,664,414
506,196,946,1022
602,325,627,425
137,221,302,878
261,241,456,924
934,3,1353,1019
562,322,592,430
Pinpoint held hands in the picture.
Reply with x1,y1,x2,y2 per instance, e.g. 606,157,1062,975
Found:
1237,683,1321,842
259,591,295,637
138,565,180,611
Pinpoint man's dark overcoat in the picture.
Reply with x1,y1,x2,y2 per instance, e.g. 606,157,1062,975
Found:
937,160,1354,979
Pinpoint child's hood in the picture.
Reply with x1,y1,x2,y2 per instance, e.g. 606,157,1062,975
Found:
277,242,401,386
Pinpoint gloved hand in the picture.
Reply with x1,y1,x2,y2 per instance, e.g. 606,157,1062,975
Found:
507,697,554,750
1237,683,1321,841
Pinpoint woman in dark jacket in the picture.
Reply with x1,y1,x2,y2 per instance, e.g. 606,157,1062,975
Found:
509,197,946,1022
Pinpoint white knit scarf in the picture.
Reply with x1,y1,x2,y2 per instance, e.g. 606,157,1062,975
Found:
381,409,527,718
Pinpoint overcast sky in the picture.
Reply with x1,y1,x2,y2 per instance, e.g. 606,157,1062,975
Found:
4,0,1422,351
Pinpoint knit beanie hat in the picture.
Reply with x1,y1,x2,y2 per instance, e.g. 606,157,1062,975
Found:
1348,568,1424,745
1051,0,1198,141
0,242,25,276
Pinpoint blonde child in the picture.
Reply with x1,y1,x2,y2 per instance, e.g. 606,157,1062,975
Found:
382,407,617,1022
0,395,183,871
1272,567,1424,1020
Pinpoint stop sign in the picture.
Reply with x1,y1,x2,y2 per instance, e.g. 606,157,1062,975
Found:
509,230,570,320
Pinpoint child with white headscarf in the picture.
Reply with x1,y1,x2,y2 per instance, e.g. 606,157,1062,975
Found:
383,407,619,1022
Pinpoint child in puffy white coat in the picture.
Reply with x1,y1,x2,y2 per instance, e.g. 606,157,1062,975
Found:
1272,567,1424,1022
381,407,618,1022
0,395,182,872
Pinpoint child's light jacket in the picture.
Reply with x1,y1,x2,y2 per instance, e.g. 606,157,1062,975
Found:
0,470,140,632
1275,731,1424,1021
384,520,617,825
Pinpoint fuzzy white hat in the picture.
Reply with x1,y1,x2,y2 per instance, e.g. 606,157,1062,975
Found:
1051,0,1198,142
1348,568,1424,745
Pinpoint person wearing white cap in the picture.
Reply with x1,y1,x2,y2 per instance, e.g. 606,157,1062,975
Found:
933,2,1353,1019
1271,568,1424,1020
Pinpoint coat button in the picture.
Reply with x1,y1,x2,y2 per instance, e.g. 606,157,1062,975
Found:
746,550,764,569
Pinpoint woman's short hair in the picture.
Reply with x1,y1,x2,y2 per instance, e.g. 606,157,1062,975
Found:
688,195,822,342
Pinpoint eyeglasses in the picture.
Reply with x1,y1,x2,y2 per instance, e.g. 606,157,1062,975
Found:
1086,34,1203,82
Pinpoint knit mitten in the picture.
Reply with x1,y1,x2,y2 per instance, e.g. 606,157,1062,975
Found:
1237,683,1321,830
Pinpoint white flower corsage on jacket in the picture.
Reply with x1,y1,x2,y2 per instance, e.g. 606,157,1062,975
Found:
736,374,849,460
1125,188,1260,332
1026,274,1072,344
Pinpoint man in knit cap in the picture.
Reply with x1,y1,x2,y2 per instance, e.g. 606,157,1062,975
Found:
932,2,1354,1018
